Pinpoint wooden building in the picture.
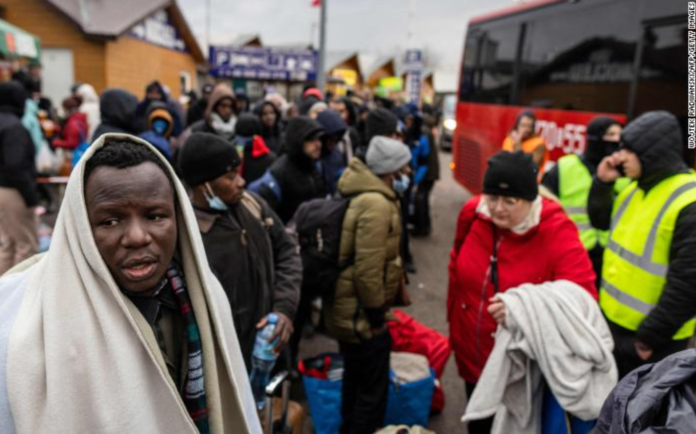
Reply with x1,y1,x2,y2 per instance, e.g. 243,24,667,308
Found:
326,51,362,95
365,57,396,89
0,0,204,105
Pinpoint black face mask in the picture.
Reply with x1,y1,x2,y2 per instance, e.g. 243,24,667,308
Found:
603,140,620,157
586,136,620,168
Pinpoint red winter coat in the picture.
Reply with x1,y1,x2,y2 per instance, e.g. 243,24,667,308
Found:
447,196,597,384
52,112,88,150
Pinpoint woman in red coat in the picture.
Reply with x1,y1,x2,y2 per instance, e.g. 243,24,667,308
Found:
447,151,597,434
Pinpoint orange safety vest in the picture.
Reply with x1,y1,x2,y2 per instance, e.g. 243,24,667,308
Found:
502,135,549,177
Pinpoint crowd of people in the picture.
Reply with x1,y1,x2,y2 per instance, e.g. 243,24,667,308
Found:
0,72,442,434
0,65,694,434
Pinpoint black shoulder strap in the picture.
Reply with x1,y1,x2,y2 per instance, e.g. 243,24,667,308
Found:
490,223,500,294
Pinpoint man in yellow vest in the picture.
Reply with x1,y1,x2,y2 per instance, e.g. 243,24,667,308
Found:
588,111,696,378
542,117,625,288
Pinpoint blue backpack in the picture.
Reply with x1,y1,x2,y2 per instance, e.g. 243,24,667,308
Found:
247,170,283,203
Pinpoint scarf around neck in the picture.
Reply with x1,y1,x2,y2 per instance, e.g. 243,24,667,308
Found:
476,196,543,235
166,263,210,434
211,113,237,139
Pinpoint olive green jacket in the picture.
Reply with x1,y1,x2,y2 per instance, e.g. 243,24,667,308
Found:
325,158,404,343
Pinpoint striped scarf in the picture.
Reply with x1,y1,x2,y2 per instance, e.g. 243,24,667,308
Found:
167,264,210,434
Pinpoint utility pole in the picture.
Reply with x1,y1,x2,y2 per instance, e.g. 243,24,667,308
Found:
206,0,212,57
317,0,327,92
310,22,318,47
407,0,415,46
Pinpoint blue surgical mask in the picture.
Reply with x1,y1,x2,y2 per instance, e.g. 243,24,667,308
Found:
392,174,410,194
152,119,169,136
204,183,228,211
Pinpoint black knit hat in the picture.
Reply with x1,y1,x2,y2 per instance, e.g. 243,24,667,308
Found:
178,132,241,187
366,108,398,143
483,151,538,201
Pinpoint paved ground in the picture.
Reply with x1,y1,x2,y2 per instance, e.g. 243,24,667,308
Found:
298,150,472,433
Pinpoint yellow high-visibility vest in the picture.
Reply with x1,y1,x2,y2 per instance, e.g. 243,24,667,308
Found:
600,173,696,340
558,154,629,250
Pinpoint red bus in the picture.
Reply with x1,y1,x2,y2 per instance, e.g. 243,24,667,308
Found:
452,0,688,193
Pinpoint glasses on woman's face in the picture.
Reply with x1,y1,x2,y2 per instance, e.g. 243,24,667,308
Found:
484,194,521,210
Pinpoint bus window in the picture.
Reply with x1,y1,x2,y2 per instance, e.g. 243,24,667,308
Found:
632,19,689,164
517,0,641,114
459,30,481,101
632,21,686,119
459,24,521,105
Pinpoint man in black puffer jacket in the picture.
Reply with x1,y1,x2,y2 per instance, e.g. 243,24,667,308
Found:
0,81,38,275
589,111,696,378
253,117,326,223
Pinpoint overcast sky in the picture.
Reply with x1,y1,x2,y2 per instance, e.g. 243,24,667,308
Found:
178,0,514,73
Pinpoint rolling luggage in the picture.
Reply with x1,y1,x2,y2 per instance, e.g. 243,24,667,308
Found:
263,371,306,434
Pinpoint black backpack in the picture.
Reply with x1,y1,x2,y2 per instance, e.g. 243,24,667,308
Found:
293,196,353,304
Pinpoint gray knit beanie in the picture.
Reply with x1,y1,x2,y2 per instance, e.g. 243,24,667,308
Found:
366,136,412,175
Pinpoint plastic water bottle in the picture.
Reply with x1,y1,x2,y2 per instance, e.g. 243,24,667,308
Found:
249,313,279,410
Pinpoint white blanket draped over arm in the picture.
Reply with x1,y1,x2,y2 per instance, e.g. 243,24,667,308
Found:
462,280,617,434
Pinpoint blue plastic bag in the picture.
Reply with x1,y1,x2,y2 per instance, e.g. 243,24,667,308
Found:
384,368,436,427
302,355,435,432
71,141,90,169
302,375,343,434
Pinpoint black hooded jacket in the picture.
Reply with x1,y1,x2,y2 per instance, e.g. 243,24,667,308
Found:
588,111,696,349
255,101,284,154
234,113,276,184
316,110,348,194
334,98,362,156
0,81,37,207
92,89,138,140
259,117,326,223
134,81,184,136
